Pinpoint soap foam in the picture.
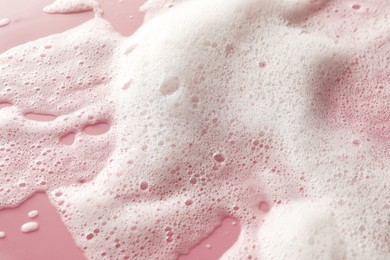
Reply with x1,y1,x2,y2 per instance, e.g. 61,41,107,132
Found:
0,18,10,27
21,221,39,233
0,0,389,259
43,0,100,15
27,209,39,218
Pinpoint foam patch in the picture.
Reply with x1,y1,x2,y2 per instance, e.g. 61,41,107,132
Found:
0,0,389,259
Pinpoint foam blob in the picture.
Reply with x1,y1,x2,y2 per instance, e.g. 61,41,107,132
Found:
21,222,39,233
27,210,39,218
0,0,390,259
43,0,100,15
0,18,10,27
0,231,6,238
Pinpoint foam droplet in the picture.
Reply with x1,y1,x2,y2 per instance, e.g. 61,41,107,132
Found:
21,222,39,233
27,210,39,218
0,18,10,27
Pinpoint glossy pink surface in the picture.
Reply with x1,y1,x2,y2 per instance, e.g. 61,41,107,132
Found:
0,193,86,260
0,1,240,259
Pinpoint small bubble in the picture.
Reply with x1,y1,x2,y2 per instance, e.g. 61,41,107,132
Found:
352,4,361,10
140,182,149,190
27,210,39,218
189,177,197,184
191,95,200,103
258,61,266,68
258,201,270,213
352,139,361,145
252,139,260,146
213,152,225,163
185,199,193,206
86,233,94,240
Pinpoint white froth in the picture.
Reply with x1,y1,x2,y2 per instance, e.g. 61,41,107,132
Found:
1,0,390,259
0,231,6,238
43,0,100,15
0,18,10,27
21,222,39,233
27,209,39,218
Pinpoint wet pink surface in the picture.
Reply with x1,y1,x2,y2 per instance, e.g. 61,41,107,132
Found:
0,193,86,260
0,0,241,259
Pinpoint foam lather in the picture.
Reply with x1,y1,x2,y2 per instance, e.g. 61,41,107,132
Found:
0,0,389,259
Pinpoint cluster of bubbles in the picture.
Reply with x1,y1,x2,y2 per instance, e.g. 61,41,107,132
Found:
0,0,389,259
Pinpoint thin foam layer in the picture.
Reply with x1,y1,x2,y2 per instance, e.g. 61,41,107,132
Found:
0,0,389,259
43,0,100,15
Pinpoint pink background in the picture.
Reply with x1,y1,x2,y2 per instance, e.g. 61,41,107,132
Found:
0,1,240,259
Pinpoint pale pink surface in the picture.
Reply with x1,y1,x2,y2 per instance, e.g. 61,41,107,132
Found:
0,193,86,260
0,1,240,259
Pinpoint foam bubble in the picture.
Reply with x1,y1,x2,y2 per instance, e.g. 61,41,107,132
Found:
0,231,6,238
27,209,39,218
0,18,10,27
21,222,39,233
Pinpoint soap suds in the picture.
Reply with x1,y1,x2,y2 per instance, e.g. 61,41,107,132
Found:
21,222,39,233
0,18,10,27
0,231,6,238
27,210,39,218
0,0,389,259
43,0,101,16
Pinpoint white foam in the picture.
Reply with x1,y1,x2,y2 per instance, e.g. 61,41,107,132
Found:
0,0,390,259
0,18,10,27
21,222,39,233
43,0,100,15
27,209,39,218
0,231,6,238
